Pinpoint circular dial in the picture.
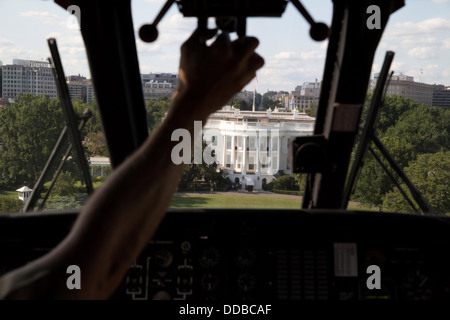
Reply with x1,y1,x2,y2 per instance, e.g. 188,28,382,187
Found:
199,246,221,268
154,248,174,268
401,269,433,300
237,272,257,293
201,273,220,291
236,247,257,269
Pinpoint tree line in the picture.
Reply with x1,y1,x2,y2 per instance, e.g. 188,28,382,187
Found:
0,93,448,214
351,94,449,214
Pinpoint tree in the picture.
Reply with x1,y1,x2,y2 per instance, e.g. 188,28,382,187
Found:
352,150,392,207
306,102,318,117
71,98,103,135
261,93,282,110
292,173,306,192
352,96,450,210
382,105,449,166
178,141,231,191
49,171,79,199
255,93,262,108
231,98,250,110
382,152,450,215
84,131,108,157
0,94,63,188
146,96,170,132
376,95,423,134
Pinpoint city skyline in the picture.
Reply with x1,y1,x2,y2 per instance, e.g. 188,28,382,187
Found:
0,0,449,93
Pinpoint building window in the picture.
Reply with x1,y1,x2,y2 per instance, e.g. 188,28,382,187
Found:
272,137,278,151
237,154,242,170
226,136,232,149
248,156,255,171
272,155,278,170
226,154,231,168
249,137,255,148
237,136,243,148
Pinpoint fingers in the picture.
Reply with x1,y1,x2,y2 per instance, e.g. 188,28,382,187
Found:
238,54,264,89
232,36,260,60
210,31,231,49
248,52,265,71
182,28,218,50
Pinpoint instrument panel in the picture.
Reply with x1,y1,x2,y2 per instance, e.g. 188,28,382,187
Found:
111,210,450,300
1,209,450,300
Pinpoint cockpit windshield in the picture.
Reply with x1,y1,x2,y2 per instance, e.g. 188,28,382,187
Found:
0,0,448,215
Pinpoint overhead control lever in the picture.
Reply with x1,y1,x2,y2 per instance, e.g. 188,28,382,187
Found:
139,0,328,43
139,0,176,43
289,0,329,41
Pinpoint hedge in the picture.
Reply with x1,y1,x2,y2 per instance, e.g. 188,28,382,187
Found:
273,189,301,196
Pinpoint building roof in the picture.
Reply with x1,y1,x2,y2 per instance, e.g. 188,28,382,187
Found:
208,109,315,122
89,157,111,165
16,186,32,192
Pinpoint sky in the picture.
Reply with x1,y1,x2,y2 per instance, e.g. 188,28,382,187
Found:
0,0,449,93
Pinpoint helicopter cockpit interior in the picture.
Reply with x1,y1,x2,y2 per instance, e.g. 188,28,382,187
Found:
0,0,449,302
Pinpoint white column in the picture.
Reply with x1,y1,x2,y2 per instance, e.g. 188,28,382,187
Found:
256,134,260,174
222,135,226,169
270,134,274,175
242,135,247,174
230,135,235,174
277,135,281,172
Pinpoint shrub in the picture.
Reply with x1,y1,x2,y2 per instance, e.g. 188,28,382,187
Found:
0,196,24,213
272,175,297,190
273,189,301,196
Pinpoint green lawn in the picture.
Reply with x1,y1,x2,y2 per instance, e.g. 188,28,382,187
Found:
171,193,303,209
0,190,19,199
170,193,376,210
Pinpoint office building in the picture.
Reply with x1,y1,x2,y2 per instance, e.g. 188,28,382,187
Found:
370,73,434,106
1,59,57,99
432,85,450,109
66,75,95,103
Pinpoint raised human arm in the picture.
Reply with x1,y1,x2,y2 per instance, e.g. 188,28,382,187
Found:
0,29,264,299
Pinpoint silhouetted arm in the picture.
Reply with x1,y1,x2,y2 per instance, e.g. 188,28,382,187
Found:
0,29,264,299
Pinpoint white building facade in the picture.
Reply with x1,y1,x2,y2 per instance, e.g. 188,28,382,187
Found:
1,59,57,99
203,108,315,190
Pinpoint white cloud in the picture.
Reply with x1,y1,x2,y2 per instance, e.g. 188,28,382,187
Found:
274,51,296,60
0,38,14,46
391,61,405,73
20,11,65,28
253,50,325,91
400,37,441,48
143,0,166,3
443,38,450,48
431,0,450,3
408,47,438,60
160,13,196,33
384,18,450,45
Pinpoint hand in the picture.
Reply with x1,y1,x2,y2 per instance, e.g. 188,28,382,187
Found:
173,28,264,120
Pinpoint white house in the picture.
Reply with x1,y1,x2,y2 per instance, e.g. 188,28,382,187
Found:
203,107,315,190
